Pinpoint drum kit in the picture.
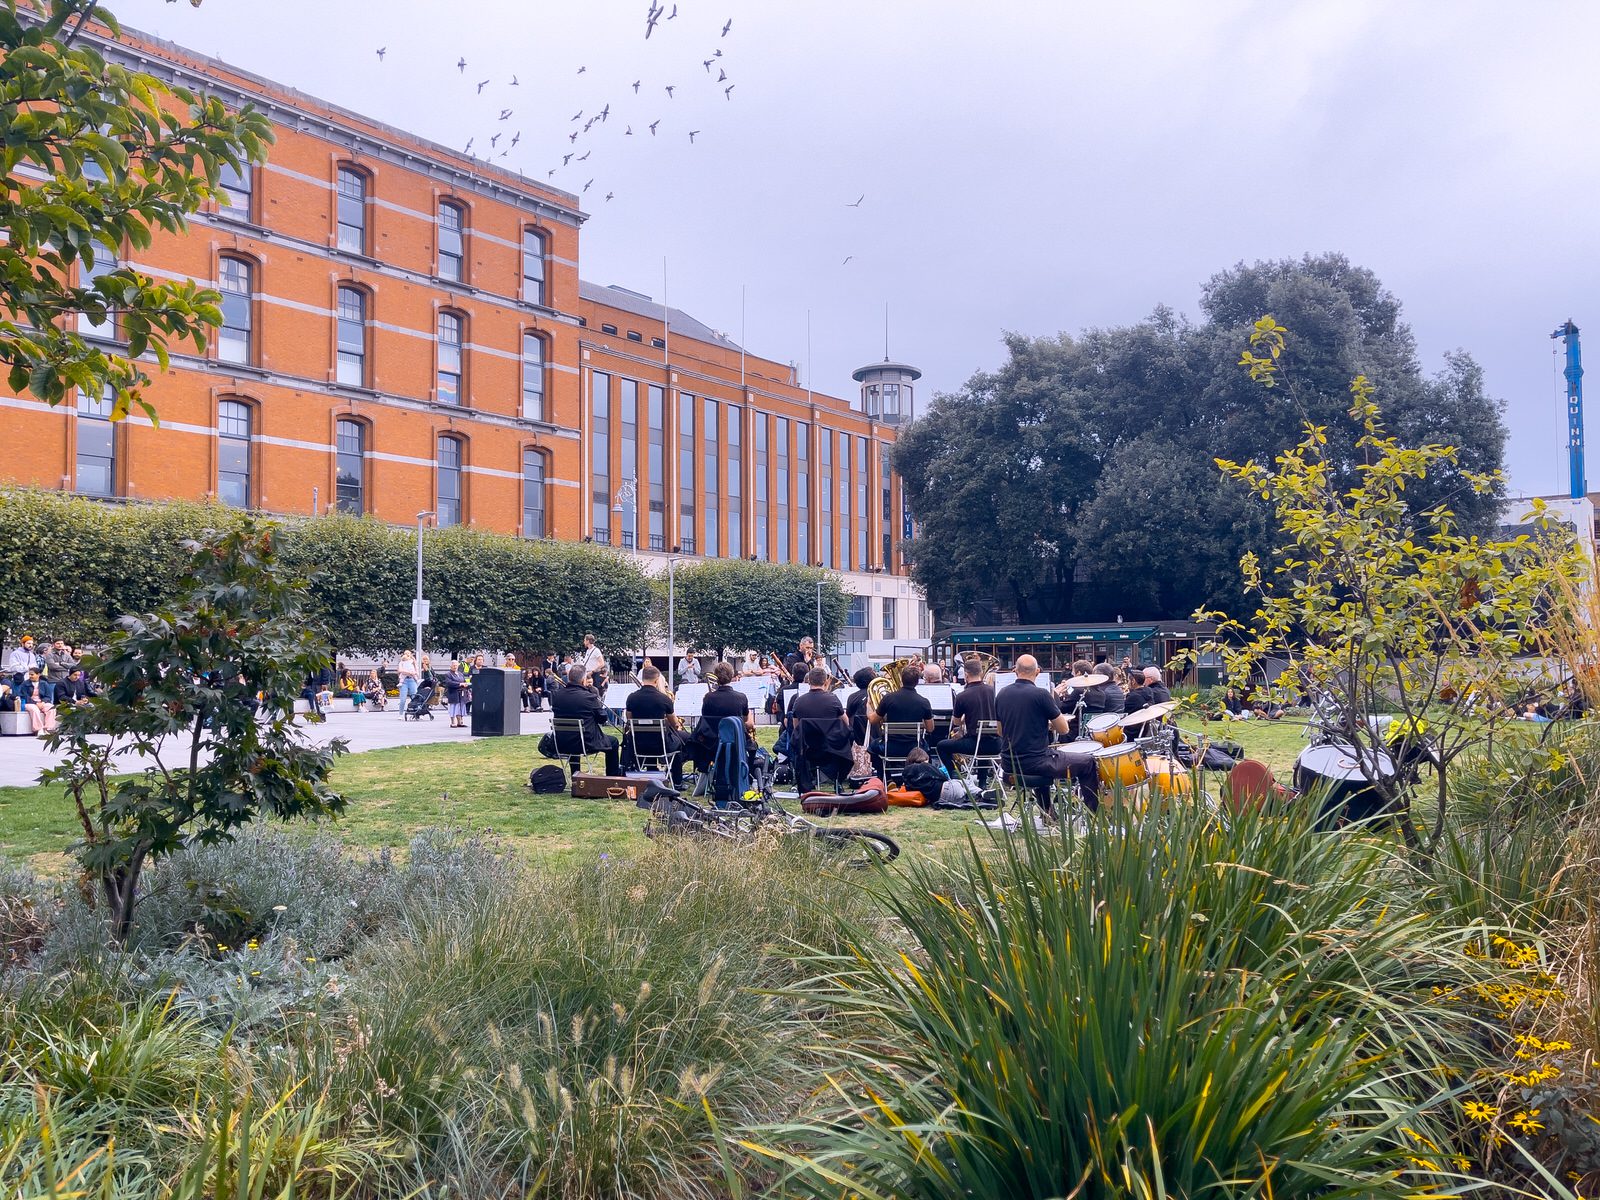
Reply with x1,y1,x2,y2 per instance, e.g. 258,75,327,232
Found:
1052,680,1193,802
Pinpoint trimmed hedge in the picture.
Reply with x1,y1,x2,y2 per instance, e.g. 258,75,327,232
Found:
0,489,652,657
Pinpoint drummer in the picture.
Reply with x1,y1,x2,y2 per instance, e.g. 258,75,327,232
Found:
997,655,1100,814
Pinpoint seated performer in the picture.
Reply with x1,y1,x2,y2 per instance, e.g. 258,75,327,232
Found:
845,665,876,747
869,665,934,779
937,655,998,782
689,661,758,773
549,663,622,776
622,663,685,786
1124,666,1172,714
996,654,1099,815
790,668,855,789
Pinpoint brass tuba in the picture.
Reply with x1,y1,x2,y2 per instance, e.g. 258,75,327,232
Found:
965,651,1001,685
866,657,915,711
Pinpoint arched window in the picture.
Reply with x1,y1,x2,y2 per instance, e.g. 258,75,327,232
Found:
336,286,368,386
436,434,463,527
217,399,253,506
522,447,547,539
437,201,464,282
336,166,369,254
335,418,366,514
78,252,119,339
522,227,547,305
521,332,545,421
75,385,116,497
218,257,254,364
436,310,463,405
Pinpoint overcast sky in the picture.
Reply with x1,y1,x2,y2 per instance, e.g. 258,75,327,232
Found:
115,0,1598,495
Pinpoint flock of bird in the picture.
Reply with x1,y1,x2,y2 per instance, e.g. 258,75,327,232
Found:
373,4,865,263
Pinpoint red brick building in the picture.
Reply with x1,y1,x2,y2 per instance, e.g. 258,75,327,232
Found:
0,21,928,652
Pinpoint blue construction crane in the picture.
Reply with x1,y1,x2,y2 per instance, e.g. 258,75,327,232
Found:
1554,320,1586,499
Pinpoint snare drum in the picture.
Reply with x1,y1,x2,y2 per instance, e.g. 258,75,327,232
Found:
1087,712,1125,748
1092,742,1147,789
1144,756,1194,798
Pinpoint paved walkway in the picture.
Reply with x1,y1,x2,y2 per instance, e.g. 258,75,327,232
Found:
0,706,556,789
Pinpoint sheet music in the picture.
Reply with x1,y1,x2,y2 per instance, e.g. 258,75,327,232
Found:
604,683,634,709
675,683,708,718
922,683,956,712
995,672,1051,692
733,678,773,708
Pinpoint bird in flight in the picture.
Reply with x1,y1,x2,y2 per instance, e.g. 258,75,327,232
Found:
583,118,595,133
577,65,587,75
724,84,734,99
665,85,675,98
499,108,513,121
510,74,519,86
375,46,386,61
625,125,634,136
645,2,662,38
511,131,521,146
569,131,579,143
633,79,641,93
490,132,501,147
547,169,555,178
703,58,714,72
649,120,660,135
847,194,864,207
668,3,678,17
717,68,727,82
577,150,591,161
599,103,610,121
842,255,854,265
688,129,700,143
563,153,574,165
722,18,732,35
464,137,474,152
571,110,583,121
714,48,723,57
606,191,615,201
456,57,467,72
583,179,593,192
477,78,490,93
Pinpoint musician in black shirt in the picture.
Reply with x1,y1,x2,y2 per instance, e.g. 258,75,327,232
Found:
549,664,621,775
622,664,685,785
784,636,819,687
937,655,999,781
689,661,757,773
869,665,933,779
1124,666,1172,713
845,665,875,747
790,668,855,789
995,655,1099,814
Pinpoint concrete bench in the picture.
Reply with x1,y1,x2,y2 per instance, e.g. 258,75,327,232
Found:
0,710,33,736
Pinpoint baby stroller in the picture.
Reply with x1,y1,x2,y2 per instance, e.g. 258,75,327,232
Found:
403,682,437,721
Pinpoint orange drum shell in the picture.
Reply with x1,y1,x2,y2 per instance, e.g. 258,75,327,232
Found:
1088,715,1125,748
1094,744,1148,788
1145,756,1194,796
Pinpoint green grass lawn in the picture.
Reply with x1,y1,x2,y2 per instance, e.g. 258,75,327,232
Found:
0,717,1314,873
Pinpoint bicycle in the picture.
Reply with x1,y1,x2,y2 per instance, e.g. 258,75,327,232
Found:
638,781,900,868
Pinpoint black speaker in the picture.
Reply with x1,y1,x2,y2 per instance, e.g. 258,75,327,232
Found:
470,667,522,737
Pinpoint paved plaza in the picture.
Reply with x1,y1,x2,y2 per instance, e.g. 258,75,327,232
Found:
0,707,556,790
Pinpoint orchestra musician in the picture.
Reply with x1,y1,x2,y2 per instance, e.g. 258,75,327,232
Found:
789,667,855,789
549,663,622,776
845,665,876,747
937,654,997,783
688,661,759,773
1124,666,1171,713
996,654,1099,816
869,664,934,779
621,663,685,786
784,636,819,686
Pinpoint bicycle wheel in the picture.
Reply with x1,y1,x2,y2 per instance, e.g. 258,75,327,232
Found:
806,827,900,868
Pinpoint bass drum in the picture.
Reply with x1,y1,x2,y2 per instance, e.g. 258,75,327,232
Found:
1294,742,1397,828
1087,712,1125,748
1144,756,1194,799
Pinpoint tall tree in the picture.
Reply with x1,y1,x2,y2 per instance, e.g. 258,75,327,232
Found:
897,255,1508,626
1,0,271,419
672,559,849,660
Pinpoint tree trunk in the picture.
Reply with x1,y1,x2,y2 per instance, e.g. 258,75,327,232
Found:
104,845,150,946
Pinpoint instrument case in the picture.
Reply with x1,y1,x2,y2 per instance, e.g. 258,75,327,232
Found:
571,773,647,800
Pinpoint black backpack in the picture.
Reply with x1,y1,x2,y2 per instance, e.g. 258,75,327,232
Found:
528,765,567,793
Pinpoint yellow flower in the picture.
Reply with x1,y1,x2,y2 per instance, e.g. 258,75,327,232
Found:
1544,1039,1573,1051
1461,1100,1497,1123
1508,1109,1544,1135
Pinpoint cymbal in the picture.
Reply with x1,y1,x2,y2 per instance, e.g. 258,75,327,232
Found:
1064,672,1109,688
1119,700,1178,727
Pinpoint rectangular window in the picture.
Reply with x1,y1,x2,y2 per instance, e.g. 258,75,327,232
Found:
218,162,252,217
523,449,546,538
591,372,611,543
702,398,718,558
438,203,464,281
437,436,462,527
846,595,868,630
857,436,869,569
882,596,896,636
336,288,366,386
217,400,251,507
678,392,696,554
796,421,809,565
522,334,545,421
437,312,462,405
648,385,666,550
819,428,832,568
335,419,365,513
336,168,367,253
754,415,769,560
522,229,546,305
218,258,252,364
881,444,893,570
774,416,789,564
726,407,742,559
78,254,118,339
839,431,851,570
619,379,638,549
75,387,116,496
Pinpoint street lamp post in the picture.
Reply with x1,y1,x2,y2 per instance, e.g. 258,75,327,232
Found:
667,556,679,688
413,511,434,667
815,579,824,659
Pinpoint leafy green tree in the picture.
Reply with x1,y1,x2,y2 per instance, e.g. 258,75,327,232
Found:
1207,319,1583,853
1,0,272,419
896,255,1507,627
44,522,347,943
671,559,849,661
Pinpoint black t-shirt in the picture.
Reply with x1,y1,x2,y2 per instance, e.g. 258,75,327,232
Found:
846,688,871,744
1124,684,1155,714
1085,682,1125,714
792,688,849,755
952,682,996,735
995,680,1062,764
625,686,675,721
877,685,933,734
694,684,749,743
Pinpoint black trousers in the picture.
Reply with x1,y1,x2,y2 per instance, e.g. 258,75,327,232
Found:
937,734,991,781
797,747,854,792
1015,748,1099,814
561,734,620,777
622,732,686,787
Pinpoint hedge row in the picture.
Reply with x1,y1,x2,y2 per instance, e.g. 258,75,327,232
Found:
0,489,652,657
